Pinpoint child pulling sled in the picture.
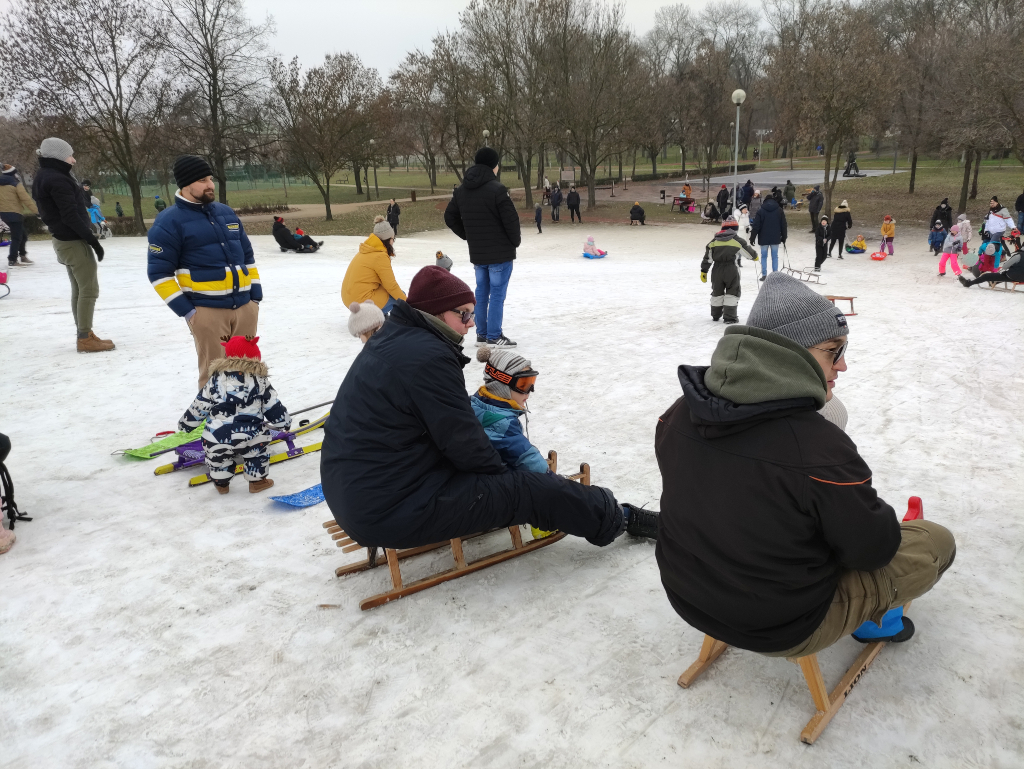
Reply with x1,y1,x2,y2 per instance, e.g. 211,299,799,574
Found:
179,335,292,494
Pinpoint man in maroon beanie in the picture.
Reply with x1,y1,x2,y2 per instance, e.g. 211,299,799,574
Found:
321,266,658,552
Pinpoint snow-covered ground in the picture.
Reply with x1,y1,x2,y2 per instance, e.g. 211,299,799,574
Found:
1,222,1022,768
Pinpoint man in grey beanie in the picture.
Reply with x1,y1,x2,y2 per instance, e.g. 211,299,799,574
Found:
31,137,114,352
655,271,955,659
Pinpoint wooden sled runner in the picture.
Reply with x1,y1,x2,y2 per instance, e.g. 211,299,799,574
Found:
323,450,588,611
984,280,1024,293
783,265,825,285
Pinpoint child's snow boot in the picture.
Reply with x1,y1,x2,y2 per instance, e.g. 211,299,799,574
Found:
622,503,659,539
0,527,15,554
214,479,230,495
852,606,915,643
249,478,275,494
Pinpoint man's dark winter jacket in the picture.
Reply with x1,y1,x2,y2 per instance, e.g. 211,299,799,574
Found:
1015,192,1024,215
655,325,901,653
321,300,507,547
386,202,401,226
566,189,581,208
31,157,96,243
630,203,645,221
273,220,297,250
749,197,788,246
807,189,824,215
931,199,953,230
716,187,730,213
444,164,521,265
740,181,754,205
549,186,563,207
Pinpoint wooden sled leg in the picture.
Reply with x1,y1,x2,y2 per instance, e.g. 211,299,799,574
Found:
677,634,729,689
798,643,885,744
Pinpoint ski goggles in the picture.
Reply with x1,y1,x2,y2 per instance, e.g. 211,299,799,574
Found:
485,363,539,394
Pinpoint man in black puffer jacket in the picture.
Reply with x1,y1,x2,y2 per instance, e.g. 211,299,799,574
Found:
30,137,113,352
566,185,582,223
749,195,787,279
321,265,657,551
444,147,521,348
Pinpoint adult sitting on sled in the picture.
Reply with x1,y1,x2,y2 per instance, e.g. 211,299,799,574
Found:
656,273,956,657
272,217,322,253
321,265,658,551
700,215,758,323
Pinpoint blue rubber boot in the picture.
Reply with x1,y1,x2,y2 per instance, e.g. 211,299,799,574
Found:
852,607,915,643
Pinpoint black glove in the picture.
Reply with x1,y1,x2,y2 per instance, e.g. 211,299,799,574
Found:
88,238,104,261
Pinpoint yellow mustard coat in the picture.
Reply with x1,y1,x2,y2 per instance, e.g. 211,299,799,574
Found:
0,178,38,216
341,234,407,309
881,220,895,238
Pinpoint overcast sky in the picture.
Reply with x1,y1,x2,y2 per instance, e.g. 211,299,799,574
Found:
244,0,699,78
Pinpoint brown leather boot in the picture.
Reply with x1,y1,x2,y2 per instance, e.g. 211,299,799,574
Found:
77,331,115,352
249,478,274,494
215,481,230,495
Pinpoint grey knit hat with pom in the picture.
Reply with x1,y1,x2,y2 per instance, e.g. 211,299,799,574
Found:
347,300,385,339
372,215,394,242
477,346,534,400
745,272,849,348
435,251,453,271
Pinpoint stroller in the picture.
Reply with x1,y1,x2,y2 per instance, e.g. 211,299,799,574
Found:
701,201,722,225
88,203,112,239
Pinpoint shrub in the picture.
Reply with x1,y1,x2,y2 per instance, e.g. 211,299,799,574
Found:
233,202,293,216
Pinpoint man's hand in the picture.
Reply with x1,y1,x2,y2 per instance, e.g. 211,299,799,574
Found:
700,271,707,283
89,239,104,261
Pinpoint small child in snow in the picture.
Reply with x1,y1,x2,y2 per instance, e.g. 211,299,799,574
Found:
928,220,946,255
535,203,543,234
814,214,830,271
957,213,972,255
880,215,895,255
470,347,552,539
846,234,867,253
435,250,453,271
583,235,606,257
179,335,291,494
938,225,963,277
348,300,386,343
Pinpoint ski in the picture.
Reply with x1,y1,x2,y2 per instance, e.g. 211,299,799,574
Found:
153,413,328,476
188,441,323,487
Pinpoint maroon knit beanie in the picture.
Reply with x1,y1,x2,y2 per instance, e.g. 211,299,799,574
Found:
406,266,475,315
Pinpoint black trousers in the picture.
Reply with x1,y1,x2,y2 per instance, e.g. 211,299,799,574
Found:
569,205,581,222
536,221,542,233
964,270,1024,286
388,221,399,237
1,214,27,259
809,211,820,231
297,235,319,249
828,234,845,255
814,242,828,269
364,470,623,550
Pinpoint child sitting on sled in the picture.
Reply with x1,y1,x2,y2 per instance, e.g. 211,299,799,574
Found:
583,235,607,257
928,220,946,255
471,347,552,538
348,300,386,343
846,234,867,253
179,335,291,494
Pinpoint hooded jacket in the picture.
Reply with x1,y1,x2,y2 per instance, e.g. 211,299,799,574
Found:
749,197,787,246
386,202,401,226
0,172,38,219
31,157,96,243
783,182,796,202
716,186,730,212
807,188,824,215
566,189,581,208
700,228,758,273
931,199,953,230
832,203,853,235
340,234,407,309
178,357,291,435
443,164,521,265
272,220,298,250
631,203,645,220
470,387,549,474
320,300,507,547
549,187,563,207
655,326,901,653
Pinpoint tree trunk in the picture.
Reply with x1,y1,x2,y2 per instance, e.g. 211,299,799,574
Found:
128,176,147,235
353,162,363,194
618,153,623,180
320,174,333,220
908,148,919,194
957,149,973,214
680,145,686,174
214,155,228,205
365,166,371,201
519,153,534,208
651,149,658,175
587,162,598,209
536,144,545,190
969,149,980,199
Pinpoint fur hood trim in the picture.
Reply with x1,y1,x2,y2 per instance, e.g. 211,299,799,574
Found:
208,356,269,378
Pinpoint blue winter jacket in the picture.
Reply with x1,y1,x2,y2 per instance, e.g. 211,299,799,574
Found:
147,196,262,317
928,228,946,250
470,388,549,474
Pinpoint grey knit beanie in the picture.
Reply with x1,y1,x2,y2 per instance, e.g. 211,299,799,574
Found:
372,215,394,242
435,251,453,271
477,346,533,400
37,137,74,161
746,272,849,348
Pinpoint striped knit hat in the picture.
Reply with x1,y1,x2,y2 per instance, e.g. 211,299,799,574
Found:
477,346,534,400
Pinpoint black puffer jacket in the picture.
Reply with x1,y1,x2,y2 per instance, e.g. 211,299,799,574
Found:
931,199,953,230
31,157,95,243
832,205,853,235
655,326,901,653
749,197,788,245
806,189,824,215
320,300,506,547
272,220,297,250
444,164,521,265
566,190,580,208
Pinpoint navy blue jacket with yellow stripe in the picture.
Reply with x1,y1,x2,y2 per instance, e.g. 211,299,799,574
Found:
146,196,262,317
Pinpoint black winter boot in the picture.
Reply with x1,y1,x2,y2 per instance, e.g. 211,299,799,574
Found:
622,504,659,539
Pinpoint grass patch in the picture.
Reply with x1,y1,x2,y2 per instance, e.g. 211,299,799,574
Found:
241,199,453,238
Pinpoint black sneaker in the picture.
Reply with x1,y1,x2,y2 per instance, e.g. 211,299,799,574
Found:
622,504,659,539
759,275,766,281
318,240,324,246
487,335,517,347
475,335,487,346
723,318,739,324
853,617,915,644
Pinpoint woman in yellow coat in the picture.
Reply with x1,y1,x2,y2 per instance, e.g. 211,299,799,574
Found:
341,216,407,312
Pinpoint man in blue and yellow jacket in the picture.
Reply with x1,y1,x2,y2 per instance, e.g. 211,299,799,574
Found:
147,155,262,390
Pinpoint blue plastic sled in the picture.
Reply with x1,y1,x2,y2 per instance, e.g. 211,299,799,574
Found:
270,483,325,508
581,252,607,259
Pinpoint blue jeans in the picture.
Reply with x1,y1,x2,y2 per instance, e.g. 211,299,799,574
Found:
1017,211,1024,232
474,261,514,340
760,243,779,275
382,295,399,314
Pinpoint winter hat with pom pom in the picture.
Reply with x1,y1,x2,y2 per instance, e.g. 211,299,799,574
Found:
477,346,537,400
221,335,261,360
372,214,394,242
347,300,386,339
435,250,453,271
586,235,596,245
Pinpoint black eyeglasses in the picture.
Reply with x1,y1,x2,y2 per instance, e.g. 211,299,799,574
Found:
447,308,474,324
810,340,848,364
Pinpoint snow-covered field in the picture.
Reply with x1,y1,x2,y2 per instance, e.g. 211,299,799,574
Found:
1,221,1022,768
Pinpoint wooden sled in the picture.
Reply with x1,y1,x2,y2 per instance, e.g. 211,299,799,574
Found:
825,295,857,315
984,281,1024,293
323,450,588,610
783,265,825,285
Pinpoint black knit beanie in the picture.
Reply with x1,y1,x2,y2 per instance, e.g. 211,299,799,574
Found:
474,147,500,169
173,155,214,189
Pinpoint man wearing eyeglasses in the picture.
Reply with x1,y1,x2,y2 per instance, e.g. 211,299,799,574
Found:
655,272,956,659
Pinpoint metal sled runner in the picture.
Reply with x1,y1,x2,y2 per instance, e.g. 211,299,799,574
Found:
323,451,587,610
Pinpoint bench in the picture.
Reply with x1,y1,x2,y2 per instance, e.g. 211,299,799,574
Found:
671,196,696,212
825,295,857,315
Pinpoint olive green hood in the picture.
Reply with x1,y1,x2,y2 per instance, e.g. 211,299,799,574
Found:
705,325,827,409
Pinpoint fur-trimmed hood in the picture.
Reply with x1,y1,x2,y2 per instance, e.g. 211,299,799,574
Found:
208,356,269,378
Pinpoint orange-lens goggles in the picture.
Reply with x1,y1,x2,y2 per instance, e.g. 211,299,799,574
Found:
485,363,539,394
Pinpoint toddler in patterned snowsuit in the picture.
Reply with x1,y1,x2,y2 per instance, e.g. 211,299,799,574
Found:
179,335,291,494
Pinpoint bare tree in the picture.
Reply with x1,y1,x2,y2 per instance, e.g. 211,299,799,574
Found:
0,0,176,232
390,53,444,193
429,33,485,182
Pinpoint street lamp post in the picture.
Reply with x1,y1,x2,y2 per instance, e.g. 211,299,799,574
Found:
482,129,489,148
369,139,378,199
731,89,746,216
754,128,772,166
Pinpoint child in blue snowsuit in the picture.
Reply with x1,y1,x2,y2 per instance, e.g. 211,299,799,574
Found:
179,335,291,494
470,346,551,537
927,220,946,255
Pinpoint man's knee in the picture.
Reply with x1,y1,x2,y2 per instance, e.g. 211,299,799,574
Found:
902,519,956,566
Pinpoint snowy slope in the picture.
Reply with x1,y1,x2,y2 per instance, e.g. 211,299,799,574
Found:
1,222,1022,768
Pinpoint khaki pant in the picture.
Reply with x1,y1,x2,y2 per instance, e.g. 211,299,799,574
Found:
51,238,99,336
764,520,956,658
187,302,259,390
